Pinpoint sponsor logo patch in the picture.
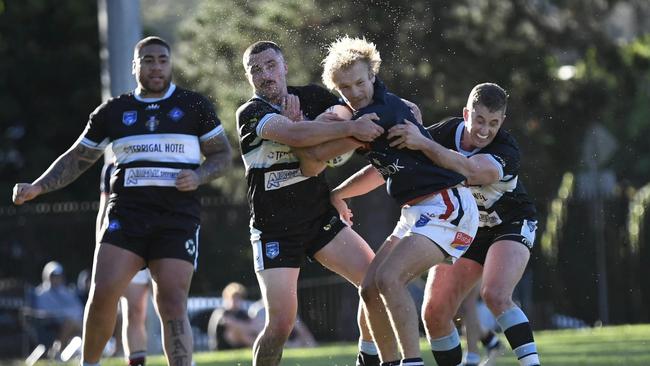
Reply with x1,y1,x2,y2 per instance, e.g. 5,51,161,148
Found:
450,231,473,251
264,169,308,190
124,167,180,187
265,242,280,259
122,111,137,126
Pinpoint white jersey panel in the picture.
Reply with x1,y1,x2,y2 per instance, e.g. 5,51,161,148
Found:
111,133,202,165
242,140,300,171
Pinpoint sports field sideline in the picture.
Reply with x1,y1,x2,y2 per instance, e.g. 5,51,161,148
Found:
25,323,650,366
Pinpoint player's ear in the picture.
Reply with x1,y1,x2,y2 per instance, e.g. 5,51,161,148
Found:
463,107,469,121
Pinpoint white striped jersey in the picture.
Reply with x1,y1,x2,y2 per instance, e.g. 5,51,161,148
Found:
80,84,224,219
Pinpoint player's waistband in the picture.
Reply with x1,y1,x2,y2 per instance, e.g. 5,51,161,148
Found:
403,182,467,207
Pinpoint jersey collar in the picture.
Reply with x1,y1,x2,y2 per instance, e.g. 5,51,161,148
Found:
455,120,482,156
134,83,176,103
253,93,282,112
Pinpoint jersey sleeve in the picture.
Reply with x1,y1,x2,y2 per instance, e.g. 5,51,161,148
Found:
196,94,225,142
79,102,111,150
236,101,277,148
482,137,520,180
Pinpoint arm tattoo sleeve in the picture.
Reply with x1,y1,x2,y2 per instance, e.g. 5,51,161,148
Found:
195,133,233,185
33,143,104,194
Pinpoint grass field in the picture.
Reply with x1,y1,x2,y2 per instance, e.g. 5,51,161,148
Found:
30,324,650,365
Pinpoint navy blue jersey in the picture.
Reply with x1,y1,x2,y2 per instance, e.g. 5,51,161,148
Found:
427,117,537,227
353,79,465,205
236,84,340,236
80,84,224,220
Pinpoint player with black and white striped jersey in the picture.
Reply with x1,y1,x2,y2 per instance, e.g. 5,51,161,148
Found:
387,82,540,366
12,36,232,366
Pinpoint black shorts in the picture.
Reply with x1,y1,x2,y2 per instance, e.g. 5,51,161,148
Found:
461,219,537,265
99,205,200,267
250,209,346,271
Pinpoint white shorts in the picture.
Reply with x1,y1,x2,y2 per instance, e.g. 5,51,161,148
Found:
130,269,151,285
390,186,479,260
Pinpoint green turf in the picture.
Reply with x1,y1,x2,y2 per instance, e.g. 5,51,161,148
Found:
31,324,650,365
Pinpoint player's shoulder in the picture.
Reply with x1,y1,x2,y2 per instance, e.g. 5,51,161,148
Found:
427,116,462,133
489,127,520,152
236,97,275,122
290,83,332,97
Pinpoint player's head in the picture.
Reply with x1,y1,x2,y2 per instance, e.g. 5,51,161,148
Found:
322,36,381,111
222,282,247,309
462,82,508,149
42,260,65,287
243,41,288,103
132,36,172,97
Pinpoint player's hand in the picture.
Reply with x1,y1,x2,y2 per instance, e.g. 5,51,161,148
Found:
330,192,353,226
175,170,200,191
352,113,383,142
387,119,430,150
314,111,345,123
401,98,423,124
281,94,303,122
12,183,42,205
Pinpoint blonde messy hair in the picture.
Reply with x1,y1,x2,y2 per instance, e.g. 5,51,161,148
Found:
322,36,381,90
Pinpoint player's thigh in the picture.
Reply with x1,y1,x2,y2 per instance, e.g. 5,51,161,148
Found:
256,268,300,326
92,242,145,297
482,240,530,296
313,227,374,286
149,258,194,300
378,233,447,284
424,258,482,317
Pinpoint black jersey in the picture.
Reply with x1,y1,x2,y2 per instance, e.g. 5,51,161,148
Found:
427,117,536,227
354,79,465,205
80,84,224,219
236,84,340,236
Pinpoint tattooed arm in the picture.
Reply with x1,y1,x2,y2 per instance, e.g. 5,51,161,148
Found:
175,133,233,192
12,137,104,205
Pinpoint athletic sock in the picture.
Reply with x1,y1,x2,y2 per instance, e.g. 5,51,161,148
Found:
480,330,500,349
462,351,480,365
429,327,462,366
128,350,147,366
381,361,401,366
82,362,100,366
357,340,380,366
400,357,424,366
496,307,541,366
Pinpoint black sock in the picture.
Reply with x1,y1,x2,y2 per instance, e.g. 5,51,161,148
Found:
357,351,380,366
401,357,424,366
431,344,462,366
380,361,401,366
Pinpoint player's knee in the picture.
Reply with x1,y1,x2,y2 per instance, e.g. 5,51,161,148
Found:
421,298,451,331
359,279,380,304
264,315,295,340
480,286,511,313
374,270,401,295
155,292,187,319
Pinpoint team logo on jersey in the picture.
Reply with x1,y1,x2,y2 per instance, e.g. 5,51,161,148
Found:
145,104,160,110
415,214,431,227
185,239,196,256
265,242,280,259
107,219,121,232
145,116,159,131
168,107,184,121
122,111,138,126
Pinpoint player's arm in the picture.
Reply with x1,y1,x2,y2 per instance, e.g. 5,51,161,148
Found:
176,133,233,192
401,98,423,124
12,136,104,205
259,112,383,147
329,164,385,224
387,119,500,185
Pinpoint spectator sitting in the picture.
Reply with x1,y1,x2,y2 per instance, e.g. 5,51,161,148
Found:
208,282,316,350
33,261,84,350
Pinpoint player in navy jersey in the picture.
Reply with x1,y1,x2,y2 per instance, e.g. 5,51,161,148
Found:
237,41,387,366
387,83,540,366
306,36,478,366
12,36,232,366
